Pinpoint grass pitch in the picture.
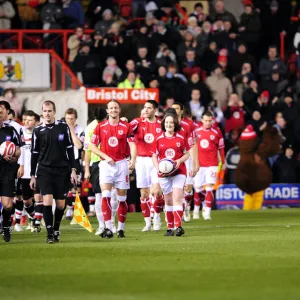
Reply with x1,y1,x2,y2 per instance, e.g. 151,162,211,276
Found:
1,209,300,300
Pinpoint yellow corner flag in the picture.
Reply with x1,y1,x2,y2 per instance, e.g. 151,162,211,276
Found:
70,191,93,233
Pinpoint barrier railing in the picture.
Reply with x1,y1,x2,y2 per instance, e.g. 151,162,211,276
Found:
0,49,82,91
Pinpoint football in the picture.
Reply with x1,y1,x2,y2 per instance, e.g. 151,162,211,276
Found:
158,158,176,175
0,141,16,158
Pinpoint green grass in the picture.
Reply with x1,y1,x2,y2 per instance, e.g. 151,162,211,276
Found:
1,209,300,300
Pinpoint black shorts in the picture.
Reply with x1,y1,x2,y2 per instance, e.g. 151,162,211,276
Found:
0,180,15,198
21,179,40,200
36,165,70,199
15,178,22,196
90,162,101,194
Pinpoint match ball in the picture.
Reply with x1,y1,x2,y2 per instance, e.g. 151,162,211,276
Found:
158,158,176,175
0,141,16,158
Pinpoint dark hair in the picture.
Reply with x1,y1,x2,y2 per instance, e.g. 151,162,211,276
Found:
161,113,181,132
194,2,203,9
183,108,192,118
202,110,213,118
146,100,158,109
0,100,11,110
164,108,177,116
65,108,78,119
107,99,121,108
172,102,184,111
8,109,15,118
94,107,107,121
43,100,56,112
269,45,277,50
24,110,39,121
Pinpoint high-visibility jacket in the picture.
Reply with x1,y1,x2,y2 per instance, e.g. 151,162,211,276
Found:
118,78,145,88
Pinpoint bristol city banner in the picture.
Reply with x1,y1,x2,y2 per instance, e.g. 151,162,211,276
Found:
216,184,300,209
86,88,159,104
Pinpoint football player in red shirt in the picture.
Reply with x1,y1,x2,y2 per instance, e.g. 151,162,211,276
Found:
194,110,225,220
91,100,137,238
130,100,164,232
152,113,192,236
171,103,199,222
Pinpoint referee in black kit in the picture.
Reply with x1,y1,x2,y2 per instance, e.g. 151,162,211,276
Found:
30,101,78,244
0,105,21,242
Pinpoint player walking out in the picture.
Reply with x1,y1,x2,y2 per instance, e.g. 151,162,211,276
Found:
0,105,21,242
152,113,192,236
130,100,164,231
91,100,137,238
30,101,78,244
194,111,225,220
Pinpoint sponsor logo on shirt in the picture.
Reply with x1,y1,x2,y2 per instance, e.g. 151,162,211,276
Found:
108,136,118,147
58,134,64,141
200,139,209,149
144,133,154,144
176,142,180,147
165,148,175,159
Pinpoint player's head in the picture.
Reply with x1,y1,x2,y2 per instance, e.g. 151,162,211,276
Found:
0,106,5,123
42,100,56,124
7,109,15,121
94,107,107,122
0,100,10,120
201,111,213,129
144,100,158,119
65,108,78,127
171,102,184,119
161,113,181,133
24,110,39,129
183,108,192,119
22,111,29,125
106,100,121,119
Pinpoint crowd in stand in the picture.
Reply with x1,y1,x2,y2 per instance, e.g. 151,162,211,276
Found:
0,0,300,183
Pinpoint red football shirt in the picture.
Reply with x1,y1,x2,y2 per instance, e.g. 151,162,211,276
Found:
224,106,245,133
195,126,224,167
153,132,192,176
130,117,162,156
91,120,135,162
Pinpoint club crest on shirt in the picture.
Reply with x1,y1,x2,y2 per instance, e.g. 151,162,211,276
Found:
156,128,161,133
58,134,64,141
5,136,11,141
210,135,215,140
21,135,25,142
118,130,123,135
176,142,180,147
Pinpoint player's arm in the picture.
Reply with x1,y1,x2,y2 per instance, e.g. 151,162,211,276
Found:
128,141,137,171
30,129,40,189
175,151,190,169
152,153,159,171
83,127,92,179
5,128,21,163
218,135,226,171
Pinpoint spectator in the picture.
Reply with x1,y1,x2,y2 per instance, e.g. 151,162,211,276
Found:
187,16,201,37
229,42,256,77
62,0,84,29
206,64,233,109
40,0,63,31
181,49,201,78
189,2,209,26
155,44,177,67
196,21,212,57
254,90,277,123
118,71,145,88
91,30,104,56
188,89,203,120
258,45,287,85
132,0,147,18
132,23,151,51
214,20,236,55
67,26,86,63
176,31,198,62
135,46,154,84
213,0,239,31
234,63,255,98
224,93,246,134
154,2,179,26
187,72,211,106
17,0,45,29
102,57,122,84
242,78,259,114
121,59,136,81
94,9,114,36
202,40,219,73
239,4,261,57
207,100,224,125
272,144,300,183
86,0,115,28
73,42,101,86
102,74,115,87
247,110,267,136
0,0,15,48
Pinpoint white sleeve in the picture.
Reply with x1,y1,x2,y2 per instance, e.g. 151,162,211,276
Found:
18,146,24,166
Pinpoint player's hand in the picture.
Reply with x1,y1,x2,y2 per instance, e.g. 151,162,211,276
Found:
84,169,90,179
70,169,78,185
30,176,36,190
17,166,24,178
120,117,128,122
174,159,181,170
128,160,135,172
105,156,115,165
221,164,226,171
190,165,199,177
4,155,18,163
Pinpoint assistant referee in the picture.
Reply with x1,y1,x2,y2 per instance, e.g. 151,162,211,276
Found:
30,100,77,244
